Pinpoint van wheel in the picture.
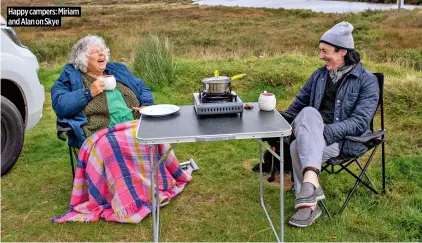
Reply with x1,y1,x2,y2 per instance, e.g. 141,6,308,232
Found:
1,96,24,176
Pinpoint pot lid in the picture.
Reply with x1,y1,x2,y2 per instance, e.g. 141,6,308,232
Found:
202,76,231,83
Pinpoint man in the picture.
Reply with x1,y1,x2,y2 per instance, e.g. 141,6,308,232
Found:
286,22,380,227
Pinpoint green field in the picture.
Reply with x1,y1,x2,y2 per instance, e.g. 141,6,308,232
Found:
1,1,422,242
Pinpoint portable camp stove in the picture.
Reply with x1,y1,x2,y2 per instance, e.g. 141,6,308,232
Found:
193,89,244,118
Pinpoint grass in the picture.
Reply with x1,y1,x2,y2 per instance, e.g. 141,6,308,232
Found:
2,55,422,242
1,0,422,242
133,34,176,90
3,1,422,69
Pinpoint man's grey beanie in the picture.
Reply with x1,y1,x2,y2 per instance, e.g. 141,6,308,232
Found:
320,22,354,50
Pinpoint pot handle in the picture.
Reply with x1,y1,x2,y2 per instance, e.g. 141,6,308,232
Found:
230,73,247,80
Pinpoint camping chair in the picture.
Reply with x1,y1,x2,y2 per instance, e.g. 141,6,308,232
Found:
56,123,79,180
320,72,387,215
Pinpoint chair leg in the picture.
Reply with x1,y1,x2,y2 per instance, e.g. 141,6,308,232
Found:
354,159,374,185
69,146,75,179
341,165,378,194
321,164,330,173
382,142,386,194
339,147,379,214
334,160,354,174
319,200,331,218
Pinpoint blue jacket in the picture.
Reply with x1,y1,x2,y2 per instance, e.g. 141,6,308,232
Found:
51,62,154,148
286,63,380,157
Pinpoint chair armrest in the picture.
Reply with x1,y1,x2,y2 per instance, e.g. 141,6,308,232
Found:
345,129,387,143
57,123,72,132
56,123,73,141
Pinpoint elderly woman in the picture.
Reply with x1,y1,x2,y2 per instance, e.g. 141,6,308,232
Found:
51,35,193,223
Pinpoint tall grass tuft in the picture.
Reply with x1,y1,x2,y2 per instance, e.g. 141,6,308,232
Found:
26,38,76,64
133,34,176,90
384,75,422,116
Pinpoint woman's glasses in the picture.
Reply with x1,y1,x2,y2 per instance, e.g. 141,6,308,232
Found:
90,48,105,56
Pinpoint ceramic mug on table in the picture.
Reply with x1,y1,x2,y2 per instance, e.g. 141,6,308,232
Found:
258,91,276,111
98,75,116,90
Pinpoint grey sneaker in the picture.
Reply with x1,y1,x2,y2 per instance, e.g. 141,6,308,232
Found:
295,182,325,209
288,206,322,228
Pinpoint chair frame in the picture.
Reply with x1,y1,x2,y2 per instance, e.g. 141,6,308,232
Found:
57,124,78,179
320,72,386,215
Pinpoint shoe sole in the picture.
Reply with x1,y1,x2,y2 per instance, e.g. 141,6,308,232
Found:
288,210,322,228
294,195,325,209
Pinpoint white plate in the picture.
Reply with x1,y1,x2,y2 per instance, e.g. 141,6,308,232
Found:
140,104,180,117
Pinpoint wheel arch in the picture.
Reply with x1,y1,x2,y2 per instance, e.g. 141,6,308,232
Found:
1,79,27,127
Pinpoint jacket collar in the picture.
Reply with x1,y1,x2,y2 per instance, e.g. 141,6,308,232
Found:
64,62,117,76
349,63,362,77
321,62,362,78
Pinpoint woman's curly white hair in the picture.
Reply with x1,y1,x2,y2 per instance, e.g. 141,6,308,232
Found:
68,35,110,73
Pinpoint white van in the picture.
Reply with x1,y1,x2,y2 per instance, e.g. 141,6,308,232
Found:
1,16,45,176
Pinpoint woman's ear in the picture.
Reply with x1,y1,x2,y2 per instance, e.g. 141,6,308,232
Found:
340,49,348,57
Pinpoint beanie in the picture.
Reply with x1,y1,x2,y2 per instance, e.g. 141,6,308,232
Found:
320,22,354,50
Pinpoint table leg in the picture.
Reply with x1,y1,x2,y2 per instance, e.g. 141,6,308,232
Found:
155,144,160,240
280,137,284,242
258,139,281,243
149,144,176,242
149,145,158,242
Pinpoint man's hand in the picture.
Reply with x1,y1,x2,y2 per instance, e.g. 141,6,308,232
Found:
90,79,104,97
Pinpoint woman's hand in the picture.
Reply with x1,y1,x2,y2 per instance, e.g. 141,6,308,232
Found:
90,79,105,97
132,106,148,112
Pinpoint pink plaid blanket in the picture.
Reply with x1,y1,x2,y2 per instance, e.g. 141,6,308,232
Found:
53,120,193,223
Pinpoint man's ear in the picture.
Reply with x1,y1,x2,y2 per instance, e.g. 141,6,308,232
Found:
340,49,348,57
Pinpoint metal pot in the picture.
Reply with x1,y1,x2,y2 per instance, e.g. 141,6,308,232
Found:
201,76,231,93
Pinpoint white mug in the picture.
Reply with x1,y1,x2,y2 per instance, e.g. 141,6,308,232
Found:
99,75,116,90
258,91,276,111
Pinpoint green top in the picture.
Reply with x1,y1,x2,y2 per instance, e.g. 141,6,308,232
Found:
106,88,135,127
81,74,141,138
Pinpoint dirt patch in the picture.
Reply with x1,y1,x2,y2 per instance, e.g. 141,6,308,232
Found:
242,158,258,171
242,158,293,191
268,172,293,191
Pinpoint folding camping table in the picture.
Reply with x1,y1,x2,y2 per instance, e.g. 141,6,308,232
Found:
136,103,292,242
